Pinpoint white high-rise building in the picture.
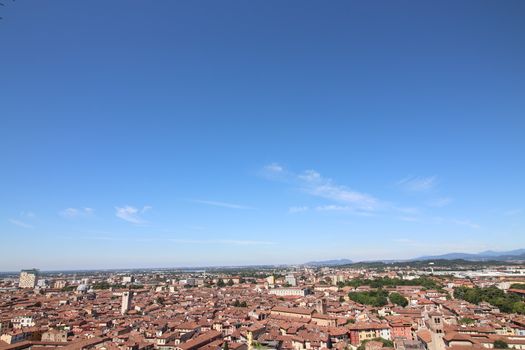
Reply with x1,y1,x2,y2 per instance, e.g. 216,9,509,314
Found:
285,274,297,287
121,291,133,315
19,269,39,289
266,275,275,286
122,276,134,284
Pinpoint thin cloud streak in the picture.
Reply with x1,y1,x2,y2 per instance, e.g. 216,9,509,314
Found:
264,163,284,173
315,205,374,216
263,163,483,230
115,206,150,224
288,206,309,214
60,207,94,218
190,199,254,210
397,175,438,192
300,170,377,210
264,164,378,211
8,219,33,229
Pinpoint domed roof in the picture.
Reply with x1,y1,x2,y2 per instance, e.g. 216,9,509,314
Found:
76,284,89,292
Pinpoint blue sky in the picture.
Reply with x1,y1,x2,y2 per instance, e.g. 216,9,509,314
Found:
1,1,524,270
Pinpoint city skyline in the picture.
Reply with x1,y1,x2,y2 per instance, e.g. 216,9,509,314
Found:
1,1,524,270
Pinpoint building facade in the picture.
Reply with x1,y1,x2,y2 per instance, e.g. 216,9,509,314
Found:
19,269,39,289
121,291,133,315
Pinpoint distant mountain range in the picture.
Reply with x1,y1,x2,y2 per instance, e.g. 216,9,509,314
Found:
305,259,353,266
415,249,525,262
305,249,525,266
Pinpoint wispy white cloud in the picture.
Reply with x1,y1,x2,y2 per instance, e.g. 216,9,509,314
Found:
314,205,374,216
9,210,36,228
298,169,322,183
60,207,94,218
264,164,378,212
9,219,33,229
261,162,289,182
264,163,284,173
397,175,438,192
300,170,377,209
115,206,150,224
263,164,480,230
288,206,309,214
190,199,253,210
315,205,350,211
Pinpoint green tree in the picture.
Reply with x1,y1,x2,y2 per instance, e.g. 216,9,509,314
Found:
459,317,475,325
389,292,408,307
348,290,388,307
513,302,525,314
493,340,509,348
217,279,226,287
232,300,248,307
357,338,394,350
454,286,524,315
227,279,234,286
510,283,525,290
341,277,443,290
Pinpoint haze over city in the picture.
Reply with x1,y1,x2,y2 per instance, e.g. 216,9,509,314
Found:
1,1,524,271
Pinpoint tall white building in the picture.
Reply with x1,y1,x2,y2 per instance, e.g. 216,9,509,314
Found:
122,276,134,284
285,274,297,287
19,269,39,289
121,291,133,315
266,275,275,286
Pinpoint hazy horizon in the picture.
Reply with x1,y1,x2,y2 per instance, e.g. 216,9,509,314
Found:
1,1,524,271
